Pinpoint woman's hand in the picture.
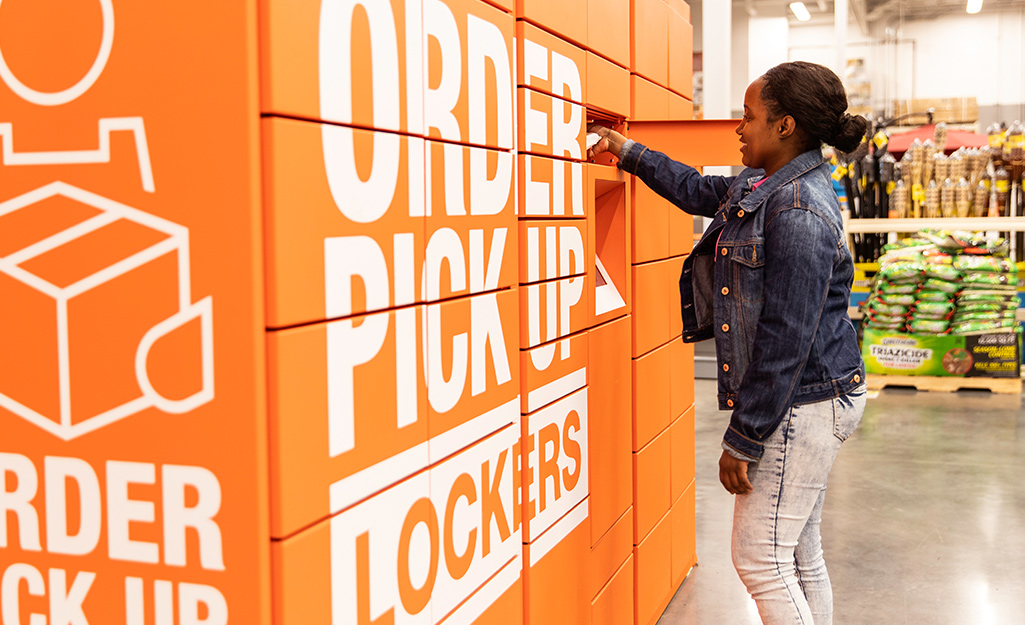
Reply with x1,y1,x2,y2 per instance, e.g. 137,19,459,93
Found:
587,124,627,160
719,451,753,495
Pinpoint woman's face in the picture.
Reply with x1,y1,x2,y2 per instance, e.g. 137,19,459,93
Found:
735,78,780,172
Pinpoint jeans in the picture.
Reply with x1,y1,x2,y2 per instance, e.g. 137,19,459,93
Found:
731,385,867,625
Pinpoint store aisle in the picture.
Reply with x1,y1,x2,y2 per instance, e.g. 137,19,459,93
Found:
659,378,1025,625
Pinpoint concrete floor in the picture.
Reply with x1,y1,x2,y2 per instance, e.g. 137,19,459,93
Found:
658,378,1025,625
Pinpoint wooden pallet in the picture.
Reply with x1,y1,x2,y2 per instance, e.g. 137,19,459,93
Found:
867,374,1022,394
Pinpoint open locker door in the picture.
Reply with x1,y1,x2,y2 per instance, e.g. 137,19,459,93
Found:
626,119,744,169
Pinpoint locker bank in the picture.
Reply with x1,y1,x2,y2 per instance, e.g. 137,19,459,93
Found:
0,1,724,624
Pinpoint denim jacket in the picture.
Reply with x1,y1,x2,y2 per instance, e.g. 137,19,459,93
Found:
618,141,865,462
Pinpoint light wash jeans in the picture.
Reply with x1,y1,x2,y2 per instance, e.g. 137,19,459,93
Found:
731,385,867,625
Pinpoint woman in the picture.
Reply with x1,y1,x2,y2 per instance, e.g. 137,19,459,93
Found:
588,61,867,625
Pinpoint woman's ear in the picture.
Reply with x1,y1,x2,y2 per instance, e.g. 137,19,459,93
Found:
778,115,797,139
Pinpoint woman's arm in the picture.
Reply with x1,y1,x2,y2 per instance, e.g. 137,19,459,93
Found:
588,124,734,218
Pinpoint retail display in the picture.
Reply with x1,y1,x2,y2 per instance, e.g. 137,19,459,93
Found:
861,229,1019,336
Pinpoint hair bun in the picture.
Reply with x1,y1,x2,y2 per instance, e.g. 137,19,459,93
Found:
834,113,869,153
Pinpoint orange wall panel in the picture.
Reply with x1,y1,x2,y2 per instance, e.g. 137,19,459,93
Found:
262,0,516,150
0,2,270,621
631,0,669,87
631,260,673,357
520,331,588,414
633,425,671,543
631,167,670,263
517,0,588,48
518,88,587,159
585,52,631,118
517,21,587,104
518,155,586,218
587,317,633,543
630,74,671,121
587,0,632,68
633,509,672,625
632,341,672,451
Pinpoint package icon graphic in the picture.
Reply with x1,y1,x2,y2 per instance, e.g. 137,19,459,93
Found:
0,182,214,440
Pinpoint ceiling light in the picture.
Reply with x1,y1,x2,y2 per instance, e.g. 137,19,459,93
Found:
790,2,812,21
966,0,983,13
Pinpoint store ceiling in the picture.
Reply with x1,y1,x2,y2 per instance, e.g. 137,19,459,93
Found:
727,0,1023,29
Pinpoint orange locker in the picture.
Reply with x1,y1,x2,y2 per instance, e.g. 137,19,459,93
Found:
668,255,686,339
517,21,587,104
631,167,670,263
268,288,519,538
672,481,698,587
262,0,515,150
587,317,633,542
263,117,425,328
587,0,632,69
631,259,673,358
670,339,695,419
630,74,671,121
518,154,586,218
426,139,518,301
520,330,588,414
592,555,635,625
523,500,592,625
518,219,588,285
670,406,697,504
668,9,695,98
587,164,632,326
634,508,673,625
516,0,588,48
519,275,590,349
633,424,672,543
588,507,634,598
273,422,524,624
630,0,669,88
632,341,672,451
669,92,696,120
520,388,589,543
668,196,694,256
585,52,631,118
518,88,587,159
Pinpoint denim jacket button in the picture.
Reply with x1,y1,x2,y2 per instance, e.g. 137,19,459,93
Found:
721,247,728,256
723,363,730,372
737,209,745,218
721,287,729,295
727,399,734,408
854,374,861,383
722,323,729,332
